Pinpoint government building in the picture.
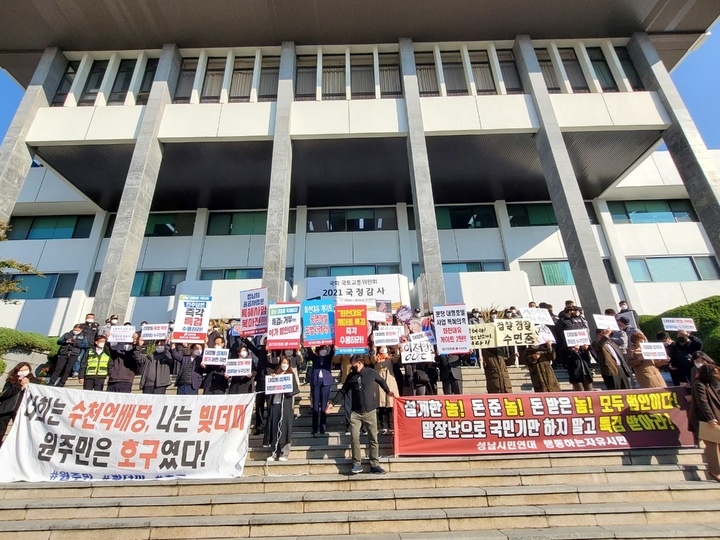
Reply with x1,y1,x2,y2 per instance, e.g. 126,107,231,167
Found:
1,1,719,335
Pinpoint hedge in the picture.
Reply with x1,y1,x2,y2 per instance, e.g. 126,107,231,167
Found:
0,327,60,375
638,295,720,361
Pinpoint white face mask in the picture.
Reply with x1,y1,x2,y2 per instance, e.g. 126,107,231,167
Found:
284,350,293,356
124,344,133,351
72,330,81,335
86,319,95,324
156,346,165,353
695,361,705,369
379,348,387,355
281,363,290,371
17,370,30,378
193,350,202,357
110,319,118,325
240,350,248,358
319,349,328,357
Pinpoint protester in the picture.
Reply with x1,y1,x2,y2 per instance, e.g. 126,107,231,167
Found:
627,332,667,388
327,356,393,475
74,313,99,376
669,330,703,384
618,300,639,322
306,345,334,435
50,324,88,387
522,341,561,393
266,357,300,462
437,352,463,395
617,317,637,343
136,338,173,394
482,347,513,393
593,329,632,390
373,346,400,434
172,342,205,395
201,336,229,395
78,335,111,391
0,363,35,446
243,336,277,435
564,345,594,391
99,314,120,337
226,345,255,394
690,362,720,482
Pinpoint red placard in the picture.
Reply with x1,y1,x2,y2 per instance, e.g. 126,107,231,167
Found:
334,304,368,354
393,388,693,456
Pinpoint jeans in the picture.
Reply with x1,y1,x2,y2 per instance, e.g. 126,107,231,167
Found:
177,385,198,395
350,410,380,467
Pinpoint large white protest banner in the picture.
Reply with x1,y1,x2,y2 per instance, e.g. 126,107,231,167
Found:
141,324,169,341
202,348,229,366
433,304,471,354
662,318,697,332
108,326,135,343
172,295,212,343
239,288,268,336
401,341,434,364
0,385,253,483
265,374,294,395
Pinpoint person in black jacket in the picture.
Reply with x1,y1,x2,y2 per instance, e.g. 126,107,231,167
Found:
201,336,229,395
437,353,464,395
171,343,205,395
0,363,35,446
226,344,256,394
107,334,140,393
669,331,703,384
266,358,300,462
328,356,393,475
136,338,173,394
50,324,88,387
243,336,278,434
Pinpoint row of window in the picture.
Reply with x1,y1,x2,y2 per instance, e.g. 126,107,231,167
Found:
7,215,94,240
628,256,719,283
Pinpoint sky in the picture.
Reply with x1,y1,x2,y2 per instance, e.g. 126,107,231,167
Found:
0,26,718,147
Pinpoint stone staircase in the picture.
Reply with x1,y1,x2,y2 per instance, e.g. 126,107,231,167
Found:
1,366,719,540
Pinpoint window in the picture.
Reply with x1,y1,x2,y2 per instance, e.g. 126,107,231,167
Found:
107,59,137,104
496,50,523,94
306,208,397,232
607,200,697,224
7,215,94,240
144,213,195,237
307,264,399,277
585,202,599,225
207,211,267,235
295,55,317,101
415,52,439,96
3,273,77,300
603,259,618,284
174,58,198,103
436,206,498,229
628,256,720,283
442,261,506,273
441,51,467,96
136,59,158,105
587,47,617,92
615,47,644,91
131,271,186,297
379,53,402,98
200,268,263,280
258,56,280,101
350,54,374,99
229,57,254,102
322,54,346,100
469,50,496,95
201,58,226,103
51,61,80,106
89,272,101,297
103,214,116,238
520,261,575,286
78,60,109,106
559,49,589,93
535,49,560,93
507,203,557,227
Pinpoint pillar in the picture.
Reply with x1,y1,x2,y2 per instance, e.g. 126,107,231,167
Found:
93,44,182,320
261,42,296,302
399,38,446,310
513,35,616,318
628,32,720,264
0,48,67,223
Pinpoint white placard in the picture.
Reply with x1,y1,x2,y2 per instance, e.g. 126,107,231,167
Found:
641,342,669,360
172,295,213,343
662,318,697,332
141,324,169,341
267,302,302,349
564,328,591,347
409,332,429,343
202,348,229,366
368,311,389,323
265,373,294,395
520,308,555,326
593,314,620,332
373,327,402,346
226,357,252,377
239,288,268,336
433,304,471,354
535,324,556,345
401,341,434,364
108,326,136,343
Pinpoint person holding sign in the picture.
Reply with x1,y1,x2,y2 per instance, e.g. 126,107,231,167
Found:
482,348,513,394
564,345,595,391
521,342,560,393
437,353,463,395
171,343,205,395
306,345,335,435
669,330,703,385
690,362,720,482
372,346,400,434
593,329,633,390
266,357,300,462
226,345,256,395
0,363,36,447
50,324,88,388
201,337,229,395
627,332,667,389
135,339,173,394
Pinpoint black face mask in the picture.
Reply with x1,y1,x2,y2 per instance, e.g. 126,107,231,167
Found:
182,347,192,356
351,365,360,373
678,337,689,344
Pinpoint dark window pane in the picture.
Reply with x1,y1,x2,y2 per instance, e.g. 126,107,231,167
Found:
603,259,618,284
441,51,467,96
587,47,617,92
27,216,58,239
200,269,223,281
469,50,496,95
615,47,644,91
52,61,80,106
508,204,556,227
536,49,560,93
258,56,280,101
230,57,254,102
307,267,330,277
79,60,109,106
7,217,33,240
375,208,397,230
53,273,77,298
415,52,439,96
307,210,330,232
174,213,196,236
346,209,374,231
482,261,506,272
584,202,599,225
407,207,416,230
207,213,232,235
351,54,374,98
201,58,225,103
669,200,697,222
288,210,297,234
136,58,158,105
174,59,198,103
7,274,57,300
296,55,317,100
108,59,137,104
695,257,720,281
496,50,523,93
73,215,94,238
161,271,186,296
608,201,629,224
559,49,588,93
329,210,345,232
322,54,346,100
104,214,116,238
52,216,77,239
379,53,402,98
89,272,101,296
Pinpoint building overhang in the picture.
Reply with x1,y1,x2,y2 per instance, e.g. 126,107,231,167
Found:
1,0,719,87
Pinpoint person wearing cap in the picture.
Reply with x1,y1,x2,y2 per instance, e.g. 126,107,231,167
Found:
468,309,482,325
99,314,120,338
327,356,393,475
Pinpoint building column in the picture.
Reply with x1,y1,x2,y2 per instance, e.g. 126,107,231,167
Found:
399,38,446,310
261,42,296,302
396,202,414,280
494,200,521,271
186,208,209,281
93,44,182,321
628,32,720,264
513,35,615,318
0,48,67,223
292,205,308,298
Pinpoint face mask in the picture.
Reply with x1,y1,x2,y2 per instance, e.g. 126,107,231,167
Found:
193,350,202,357
351,365,359,373
284,350,293,356
319,349,328,357
72,330,81,335
679,337,689,344
379,348,387,355
110,319,118,325
155,346,165,353
86,319,94,324
17,370,30,378
96,346,105,353
281,363,289,371
124,344,133,351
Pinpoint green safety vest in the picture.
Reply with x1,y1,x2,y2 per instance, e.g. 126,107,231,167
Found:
85,351,110,377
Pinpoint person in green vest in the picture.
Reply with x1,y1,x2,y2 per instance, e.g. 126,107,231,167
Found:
78,335,111,391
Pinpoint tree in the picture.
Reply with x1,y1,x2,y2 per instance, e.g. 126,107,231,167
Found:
0,221,43,302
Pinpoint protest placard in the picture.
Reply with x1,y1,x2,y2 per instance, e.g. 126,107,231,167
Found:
226,356,252,377
141,324,168,341
239,288,268,336
433,305,471,354
267,302,302,350
373,327,402,346
662,318,697,332
172,295,212,343
368,310,389,323
564,328,591,347
401,341,434,364
375,299,393,322
409,332,430,343
494,319,537,347
535,324,556,345
265,373,294,395
302,299,335,347
202,348,229,366
469,323,497,349
334,305,368,354
520,308,555,326
641,342,669,360
108,325,135,343
593,314,619,331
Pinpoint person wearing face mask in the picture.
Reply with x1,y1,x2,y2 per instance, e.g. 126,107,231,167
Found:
0,363,35,446
106,333,140,393
79,336,112,391
306,345,335,435
226,345,256,394
50,324,88,387
372,346,400,434
171,343,205,395
242,336,277,435
99,314,120,338
136,339,173,394
521,341,561,393
627,332,668,389
201,337,229,395
669,330,703,385
265,357,300,461
206,321,222,346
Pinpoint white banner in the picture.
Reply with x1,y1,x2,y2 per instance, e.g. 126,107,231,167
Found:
202,348,229,366
662,318,697,332
141,324,169,341
226,357,252,377
641,342,668,360
0,385,253,483
240,288,268,336
433,304,471,354
373,327,402,346
108,326,135,343
172,295,213,343
267,302,302,350
265,374,294,395
401,341,434,364
564,328,592,347
593,314,620,331
520,308,555,326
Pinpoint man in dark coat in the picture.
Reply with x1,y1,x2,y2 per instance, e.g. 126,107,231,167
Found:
437,353,463,395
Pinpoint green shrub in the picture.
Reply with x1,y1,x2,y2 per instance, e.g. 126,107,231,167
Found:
0,358,5,376
0,327,60,364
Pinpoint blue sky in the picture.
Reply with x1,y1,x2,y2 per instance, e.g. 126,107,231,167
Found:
0,28,718,148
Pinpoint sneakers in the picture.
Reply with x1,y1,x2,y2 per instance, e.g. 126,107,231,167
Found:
350,464,363,474
266,455,276,462
369,465,386,475
278,456,288,462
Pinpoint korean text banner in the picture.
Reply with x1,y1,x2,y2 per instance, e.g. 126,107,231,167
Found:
267,302,302,350
0,385,254,483
240,288,268,336
334,304,368,354
433,304,471,354
302,299,335,347
172,295,212,343
393,388,692,456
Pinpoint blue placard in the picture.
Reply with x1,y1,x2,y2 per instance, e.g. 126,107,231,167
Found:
302,299,335,346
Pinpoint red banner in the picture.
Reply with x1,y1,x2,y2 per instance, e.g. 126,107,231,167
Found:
334,304,368,354
393,388,693,456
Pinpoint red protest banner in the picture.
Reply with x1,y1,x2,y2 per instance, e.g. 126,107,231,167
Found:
393,388,693,456
334,304,368,354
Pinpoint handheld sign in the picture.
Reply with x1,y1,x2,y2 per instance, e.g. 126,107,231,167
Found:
662,318,697,332
173,295,212,343
520,308,555,326
564,328,591,347
409,332,430,343
109,326,135,343
239,288,268,336
141,324,169,341
302,299,335,347
593,314,619,332
433,304,471,354
401,341,434,364
469,323,497,349
373,327,402,346
202,348,229,366
267,302,302,350
367,310,389,323
334,305,368,354
494,319,537,347
535,324,556,345
226,356,252,377
265,374,294,395
640,342,668,360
